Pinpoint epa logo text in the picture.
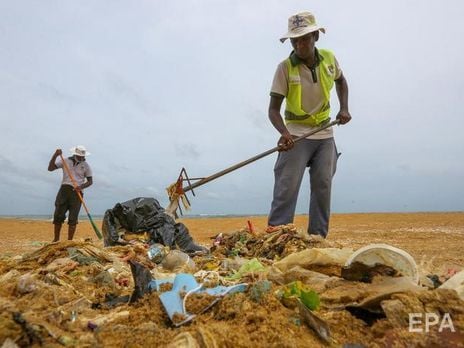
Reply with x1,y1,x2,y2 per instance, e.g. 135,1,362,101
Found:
409,313,455,333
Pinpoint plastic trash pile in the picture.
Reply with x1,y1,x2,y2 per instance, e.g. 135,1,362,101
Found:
211,223,336,259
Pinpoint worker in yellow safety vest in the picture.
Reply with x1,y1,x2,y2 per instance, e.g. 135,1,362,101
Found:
267,11,351,238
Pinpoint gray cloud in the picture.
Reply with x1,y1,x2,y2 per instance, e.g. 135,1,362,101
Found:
0,0,463,215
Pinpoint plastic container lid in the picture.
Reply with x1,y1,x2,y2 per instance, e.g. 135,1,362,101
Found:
344,243,419,284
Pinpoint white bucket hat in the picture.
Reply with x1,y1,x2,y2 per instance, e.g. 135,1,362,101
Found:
280,11,326,43
70,145,90,157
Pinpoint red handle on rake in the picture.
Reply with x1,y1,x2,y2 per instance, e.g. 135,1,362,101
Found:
59,154,102,240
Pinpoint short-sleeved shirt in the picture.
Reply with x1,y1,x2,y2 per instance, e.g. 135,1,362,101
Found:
56,157,92,187
270,49,342,139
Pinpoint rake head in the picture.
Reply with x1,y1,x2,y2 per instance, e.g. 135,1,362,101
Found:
166,167,199,217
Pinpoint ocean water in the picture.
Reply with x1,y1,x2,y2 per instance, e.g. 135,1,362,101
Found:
0,213,266,220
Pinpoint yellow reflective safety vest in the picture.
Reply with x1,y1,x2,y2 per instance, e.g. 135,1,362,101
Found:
285,49,337,127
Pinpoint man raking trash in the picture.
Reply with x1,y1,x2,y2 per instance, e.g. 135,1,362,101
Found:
266,11,351,238
48,145,101,241
167,11,351,240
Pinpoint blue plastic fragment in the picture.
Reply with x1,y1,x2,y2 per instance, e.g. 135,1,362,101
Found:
158,273,247,326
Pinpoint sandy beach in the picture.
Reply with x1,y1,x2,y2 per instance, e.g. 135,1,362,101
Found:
1,212,463,273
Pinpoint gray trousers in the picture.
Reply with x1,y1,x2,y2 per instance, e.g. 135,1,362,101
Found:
268,137,339,238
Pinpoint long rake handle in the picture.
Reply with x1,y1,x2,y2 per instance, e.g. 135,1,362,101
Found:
59,154,102,240
182,119,340,193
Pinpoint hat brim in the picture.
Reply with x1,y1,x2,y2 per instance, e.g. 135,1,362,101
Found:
70,148,90,156
71,152,91,156
280,26,325,43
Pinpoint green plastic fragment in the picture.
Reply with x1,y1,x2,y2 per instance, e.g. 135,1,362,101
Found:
281,280,320,310
225,258,266,280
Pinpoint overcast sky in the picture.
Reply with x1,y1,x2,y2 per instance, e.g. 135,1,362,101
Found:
1,0,463,216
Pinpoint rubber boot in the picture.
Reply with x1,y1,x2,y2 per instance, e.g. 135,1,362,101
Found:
174,223,209,255
68,224,77,240
53,223,61,242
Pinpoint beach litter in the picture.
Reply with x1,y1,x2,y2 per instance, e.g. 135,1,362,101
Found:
0,224,463,347
102,197,208,255
343,243,419,284
158,273,247,326
440,270,464,301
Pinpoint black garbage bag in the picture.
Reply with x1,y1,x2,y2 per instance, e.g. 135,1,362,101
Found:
112,197,165,232
101,208,119,246
102,197,208,255
174,222,209,254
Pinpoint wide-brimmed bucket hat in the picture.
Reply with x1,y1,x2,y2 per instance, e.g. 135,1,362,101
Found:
70,145,90,157
280,11,325,43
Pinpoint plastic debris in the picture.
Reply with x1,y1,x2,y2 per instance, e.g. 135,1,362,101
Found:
440,270,464,300
213,233,224,246
273,248,353,276
344,244,419,284
67,247,99,265
278,280,320,311
159,273,247,326
249,280,272,303
341,262,398,283
16,273,38,294
161,250,195,272
213,224,335,260
1,226,463,347
298,300,331,344
147,243,168,264
45,257,79,274
101,197,208,255
225,258,266,281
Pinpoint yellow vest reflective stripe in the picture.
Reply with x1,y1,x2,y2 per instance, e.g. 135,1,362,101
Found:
285,49,336,127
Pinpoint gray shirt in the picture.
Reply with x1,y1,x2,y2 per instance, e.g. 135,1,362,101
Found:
56,157,92,187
